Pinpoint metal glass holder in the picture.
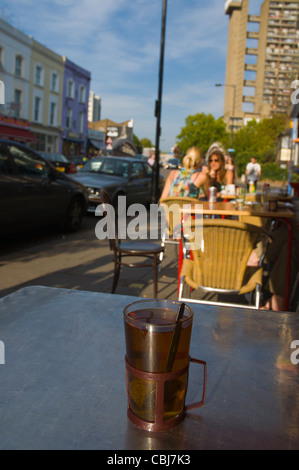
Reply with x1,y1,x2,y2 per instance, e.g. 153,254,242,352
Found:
125,355,207,432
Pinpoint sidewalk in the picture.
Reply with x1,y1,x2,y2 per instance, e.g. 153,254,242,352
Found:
0,219,179,301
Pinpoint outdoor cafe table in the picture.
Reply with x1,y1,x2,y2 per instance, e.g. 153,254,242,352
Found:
0,286,298,450
180,201,294,311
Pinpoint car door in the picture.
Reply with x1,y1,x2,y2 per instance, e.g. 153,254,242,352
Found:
142,162,154,202
126,161,151,205
7,143,69,227
0,143,30,234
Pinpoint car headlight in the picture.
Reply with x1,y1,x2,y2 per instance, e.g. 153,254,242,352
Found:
87,187,102,201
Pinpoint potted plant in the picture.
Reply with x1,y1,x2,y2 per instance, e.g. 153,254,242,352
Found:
290,166,299,197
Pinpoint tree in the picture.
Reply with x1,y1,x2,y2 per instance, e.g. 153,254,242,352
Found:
132,134,142,154
233,115,288,175
140,138,153,149
176,113,230,156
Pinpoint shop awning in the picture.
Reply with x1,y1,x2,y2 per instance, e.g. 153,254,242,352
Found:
0,125,38,143
89,139,106,150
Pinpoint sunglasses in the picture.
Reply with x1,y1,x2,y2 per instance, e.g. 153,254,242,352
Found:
209,158,219,163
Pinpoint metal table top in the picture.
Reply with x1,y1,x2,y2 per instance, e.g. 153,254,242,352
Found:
0,286,298,450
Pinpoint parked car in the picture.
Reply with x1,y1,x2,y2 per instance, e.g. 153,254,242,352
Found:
72,155,89,171
0,139,88,235
164,158,182,169
133,154,149,162
72,155,164,212
39,152,76,174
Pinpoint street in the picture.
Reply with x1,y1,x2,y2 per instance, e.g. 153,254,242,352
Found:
0,210,178,301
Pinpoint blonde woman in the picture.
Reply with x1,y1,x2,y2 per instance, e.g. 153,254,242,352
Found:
160,146,207,199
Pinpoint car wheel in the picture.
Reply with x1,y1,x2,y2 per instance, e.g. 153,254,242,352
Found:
64,196,85,232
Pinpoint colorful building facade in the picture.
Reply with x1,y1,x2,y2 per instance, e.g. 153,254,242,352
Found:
60,57,91,156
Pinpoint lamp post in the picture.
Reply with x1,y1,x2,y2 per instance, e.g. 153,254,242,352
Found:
215,83,236,148
153,0,167,203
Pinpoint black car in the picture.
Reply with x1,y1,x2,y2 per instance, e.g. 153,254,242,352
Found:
164,158,182,169
0,139,89,235
39,152,76,174
72,155,164,212
72,155,89,171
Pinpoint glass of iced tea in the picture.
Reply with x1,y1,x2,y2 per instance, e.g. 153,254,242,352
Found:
123,299,206,432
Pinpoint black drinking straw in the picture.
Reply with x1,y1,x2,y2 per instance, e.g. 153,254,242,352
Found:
166,303,185,372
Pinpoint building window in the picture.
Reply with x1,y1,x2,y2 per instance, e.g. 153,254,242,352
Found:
79,85,86,103
66,108,72,128
51,72,58,92
34,96,41,122
49,102,56,126
35,65,43,86
67,79,74,99
14,89,22,118
0,47,4,67
15,55,23,77
79,112,84,133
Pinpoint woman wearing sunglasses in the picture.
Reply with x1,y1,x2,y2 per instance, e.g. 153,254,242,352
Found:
204,148,234,196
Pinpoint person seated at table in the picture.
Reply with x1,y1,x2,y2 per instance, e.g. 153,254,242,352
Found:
248,199,299,311
203,148,234,196
225,155,236,183
160,146,207,200
263,214,299,311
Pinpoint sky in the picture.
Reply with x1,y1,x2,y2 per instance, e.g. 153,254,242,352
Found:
2,0,263,152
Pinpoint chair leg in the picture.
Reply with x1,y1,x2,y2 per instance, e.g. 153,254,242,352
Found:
255,284,261,309
159,234,166,263
153,255,158,298
178,276,186,300
112,254,121,293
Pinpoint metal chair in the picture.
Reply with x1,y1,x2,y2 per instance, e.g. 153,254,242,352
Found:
178,218,272,309
99,189,164,298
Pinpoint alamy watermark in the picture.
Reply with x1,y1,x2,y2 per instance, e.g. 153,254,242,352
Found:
291,340,299,365
0,81,4,105
0,340,4,364
291,80,299,105
94,197,203,249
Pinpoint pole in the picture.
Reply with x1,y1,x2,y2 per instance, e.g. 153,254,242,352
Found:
153,0,167,203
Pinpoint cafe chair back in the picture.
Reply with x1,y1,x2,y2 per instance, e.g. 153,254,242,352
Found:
178,218,272,309
159,196,201,264
99,189,164,298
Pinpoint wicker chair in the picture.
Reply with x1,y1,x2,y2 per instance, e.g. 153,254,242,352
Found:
99,190,164,298
159,196,201,263
178,218,272,309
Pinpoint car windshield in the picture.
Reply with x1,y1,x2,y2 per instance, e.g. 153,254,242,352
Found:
81,158,130,177
42,153,69,163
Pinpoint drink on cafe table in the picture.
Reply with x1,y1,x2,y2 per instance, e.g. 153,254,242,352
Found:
124,300,193,425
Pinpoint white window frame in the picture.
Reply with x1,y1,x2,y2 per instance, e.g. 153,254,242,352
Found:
14,89,22,118
67,79,74,99
15,54,23,77
66,108,72,129
79,85,86,103
34,64,44,86
79,111,84,133
49,102,56,126
50,71,59,92
33,96,41,122
0,46,4,67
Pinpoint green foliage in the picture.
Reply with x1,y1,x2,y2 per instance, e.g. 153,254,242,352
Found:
233,115,288,174
261,162,288,182
290,167,299,183
139,137,153,149
132,134,142,154
176,113,230,155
